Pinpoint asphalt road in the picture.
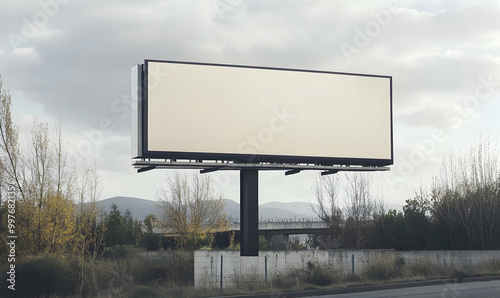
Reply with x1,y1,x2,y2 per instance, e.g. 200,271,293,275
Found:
302,280,500,298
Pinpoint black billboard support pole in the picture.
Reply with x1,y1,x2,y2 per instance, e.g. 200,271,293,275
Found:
240,169,259,256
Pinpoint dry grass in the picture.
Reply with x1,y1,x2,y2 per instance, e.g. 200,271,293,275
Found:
4,250,500,297
188,257,500,297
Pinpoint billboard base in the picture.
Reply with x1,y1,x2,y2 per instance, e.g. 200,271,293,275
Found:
240,169,259,256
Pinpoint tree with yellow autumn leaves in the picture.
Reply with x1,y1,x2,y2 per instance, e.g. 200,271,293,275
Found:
0,76,104,259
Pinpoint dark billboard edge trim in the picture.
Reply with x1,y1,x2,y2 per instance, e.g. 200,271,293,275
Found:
144,59,392,79
137,60,394,167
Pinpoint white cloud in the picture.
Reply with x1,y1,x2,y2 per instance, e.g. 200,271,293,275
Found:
12,47,36,56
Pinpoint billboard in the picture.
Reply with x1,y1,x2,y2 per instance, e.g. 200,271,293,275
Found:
132,60,393,167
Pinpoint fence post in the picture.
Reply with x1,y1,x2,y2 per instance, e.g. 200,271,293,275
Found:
265,255,268,283
351,255,355,275
220,255,223,290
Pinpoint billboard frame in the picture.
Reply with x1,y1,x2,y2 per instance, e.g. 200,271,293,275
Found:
132,60,393,168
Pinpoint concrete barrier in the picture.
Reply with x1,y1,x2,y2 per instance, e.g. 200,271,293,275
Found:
194,250,500,288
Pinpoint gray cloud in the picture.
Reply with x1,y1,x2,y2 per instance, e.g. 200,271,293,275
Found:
1,0,499,203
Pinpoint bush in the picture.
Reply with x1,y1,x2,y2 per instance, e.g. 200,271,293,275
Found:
14,254,76,297
116,251,193,286
0,250,195,297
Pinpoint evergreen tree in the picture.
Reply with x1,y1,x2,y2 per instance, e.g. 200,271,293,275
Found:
105,204,125,247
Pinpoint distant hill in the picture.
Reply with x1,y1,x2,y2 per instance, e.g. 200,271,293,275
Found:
224,199,319,222
96,196,160,221
97,197,320,222
260,201,318,218
97,197,403,222
224,199,241,221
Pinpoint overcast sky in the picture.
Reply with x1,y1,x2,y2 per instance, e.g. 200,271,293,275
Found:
1,0,499,208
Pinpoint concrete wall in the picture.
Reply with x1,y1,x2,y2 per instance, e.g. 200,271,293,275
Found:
194,250,500,288
396,250,500,269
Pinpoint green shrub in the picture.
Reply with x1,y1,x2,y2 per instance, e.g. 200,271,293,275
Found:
15,254,76,297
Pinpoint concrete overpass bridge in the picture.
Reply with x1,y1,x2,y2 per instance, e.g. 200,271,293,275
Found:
228,219,329,235
149,219,329,236
147,219,329,249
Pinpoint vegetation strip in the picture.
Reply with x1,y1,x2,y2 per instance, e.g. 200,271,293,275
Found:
214,275,500,298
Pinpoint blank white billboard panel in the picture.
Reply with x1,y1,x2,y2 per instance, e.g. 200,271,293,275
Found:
134,60,392,166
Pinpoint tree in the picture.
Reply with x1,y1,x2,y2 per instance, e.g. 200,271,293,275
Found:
343,173,378,248
310,172,381,249
27,121,53,253
143,213,162,250
311,173,343,248
0,76,25,201
1,76,108,261
74,162,106,258
157,171,228,250
123,209,143,246
402,191,431,250
377,209,407,250
1,80,82,256
144,213,159,234
105,204,126,247
47,123,76,254
11,120,78,256
431,139,500,249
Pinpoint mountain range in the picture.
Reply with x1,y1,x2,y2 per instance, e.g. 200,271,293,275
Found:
97,196,403,222
96,196,320,222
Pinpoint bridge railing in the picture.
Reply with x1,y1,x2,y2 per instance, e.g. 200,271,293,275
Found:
227,216,324,224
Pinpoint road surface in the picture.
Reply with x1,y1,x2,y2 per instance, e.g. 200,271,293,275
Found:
302,280,500,298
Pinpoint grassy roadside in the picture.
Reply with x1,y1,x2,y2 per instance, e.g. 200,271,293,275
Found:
193,256,500,298
1,248,499,297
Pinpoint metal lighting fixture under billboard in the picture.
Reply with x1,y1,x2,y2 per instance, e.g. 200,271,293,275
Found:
131,60,393,256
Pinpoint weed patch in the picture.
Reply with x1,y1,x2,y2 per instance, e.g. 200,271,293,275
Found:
364,255,403,280
306,261,338,286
